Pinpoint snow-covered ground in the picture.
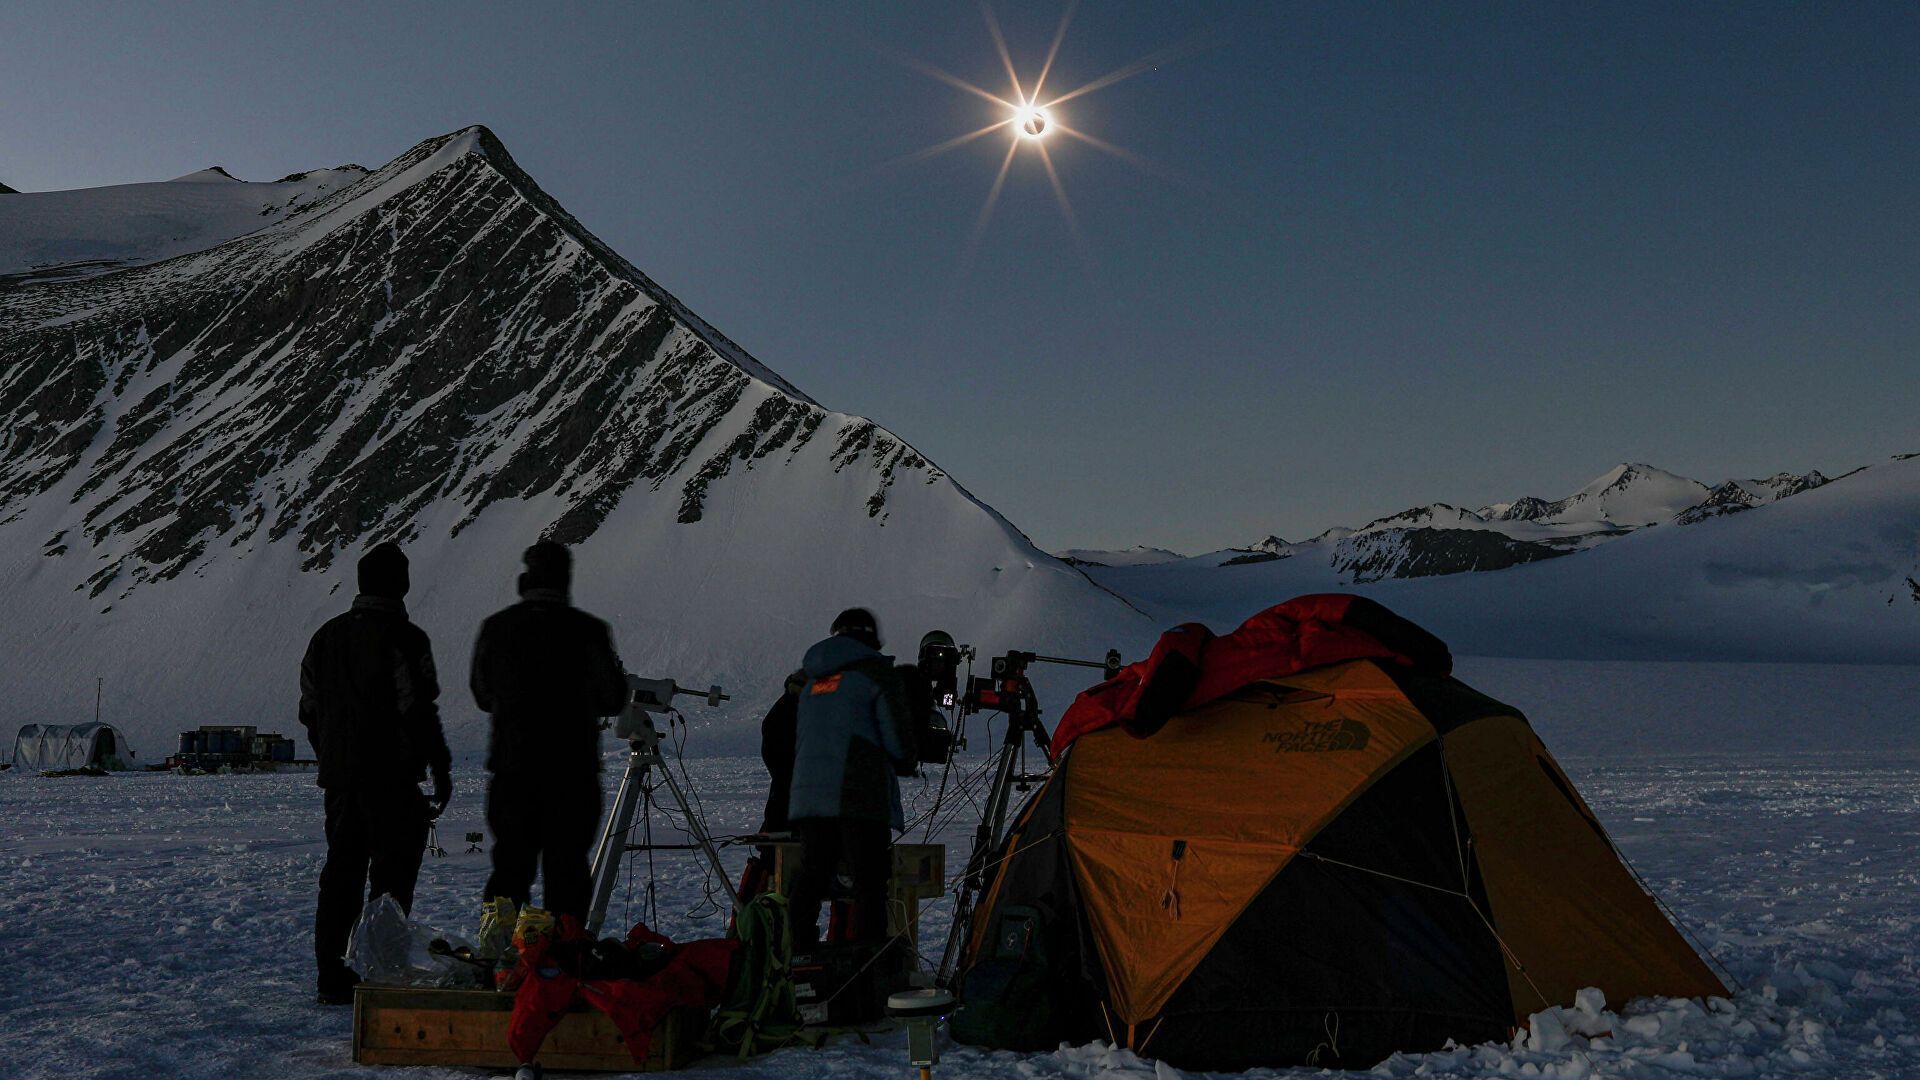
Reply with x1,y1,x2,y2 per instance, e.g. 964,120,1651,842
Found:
5,658,1918,1079
0,165,368,283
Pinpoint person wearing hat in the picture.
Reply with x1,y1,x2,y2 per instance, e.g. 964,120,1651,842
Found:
470,540,628,925
300,541,453,1005
786,607,917,944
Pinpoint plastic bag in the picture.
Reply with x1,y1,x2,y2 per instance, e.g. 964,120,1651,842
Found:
345,894,483,988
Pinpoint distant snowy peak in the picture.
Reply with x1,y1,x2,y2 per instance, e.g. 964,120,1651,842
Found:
0,161,371,284
1354,502,1487,534
166,166,241,183
1485,495,1553,522
1056,545,1188,567
1540,463,1711,526
1676,470,1831,525
1222,461,1839,582
1740,470,1830,501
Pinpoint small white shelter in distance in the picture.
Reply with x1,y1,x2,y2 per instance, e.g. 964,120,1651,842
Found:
10,722,137,772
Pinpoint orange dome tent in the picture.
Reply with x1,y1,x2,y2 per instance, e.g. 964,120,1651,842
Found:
949,595,1724,1070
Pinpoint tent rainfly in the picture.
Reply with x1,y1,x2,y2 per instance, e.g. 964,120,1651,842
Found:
11,723,137,772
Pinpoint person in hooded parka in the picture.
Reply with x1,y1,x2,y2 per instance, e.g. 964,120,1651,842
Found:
786,607,917,945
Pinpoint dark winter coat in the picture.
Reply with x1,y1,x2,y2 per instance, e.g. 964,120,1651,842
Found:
758,670,806,833
470,588,628,780
789,635,915,829
299,595,452,790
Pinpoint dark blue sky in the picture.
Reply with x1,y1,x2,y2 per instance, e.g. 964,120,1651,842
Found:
5,2,1916,552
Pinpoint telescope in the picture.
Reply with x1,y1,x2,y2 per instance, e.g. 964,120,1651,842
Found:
614,677,727,736
916,636,1125,985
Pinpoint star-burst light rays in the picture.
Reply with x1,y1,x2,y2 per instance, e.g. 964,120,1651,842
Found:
1028,1,1076,106
872,2,1213,300
957,139,1023,286
980,3,1026,104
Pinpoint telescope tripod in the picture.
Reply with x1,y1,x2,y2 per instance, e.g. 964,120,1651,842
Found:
936,704,1051,985
585,695,740,938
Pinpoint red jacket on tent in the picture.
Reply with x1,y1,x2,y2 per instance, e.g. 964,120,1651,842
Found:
1050,594,1452,757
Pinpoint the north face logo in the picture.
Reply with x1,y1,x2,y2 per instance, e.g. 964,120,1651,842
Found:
1263,719,1371,752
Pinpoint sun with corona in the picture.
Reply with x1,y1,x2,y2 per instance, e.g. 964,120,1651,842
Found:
878,3,1200,282
1016,105,1051,139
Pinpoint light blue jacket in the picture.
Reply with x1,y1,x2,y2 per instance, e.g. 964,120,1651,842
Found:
787,635,915,829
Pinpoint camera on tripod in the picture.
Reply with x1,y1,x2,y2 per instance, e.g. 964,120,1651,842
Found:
911,632,968,764
906,634,1125,768
918,635,965,709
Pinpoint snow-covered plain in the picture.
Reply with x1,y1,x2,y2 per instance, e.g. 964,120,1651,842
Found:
4,658,1917,1079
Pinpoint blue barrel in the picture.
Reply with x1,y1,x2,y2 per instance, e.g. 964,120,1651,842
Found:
189,732,206,755
214,732,232,754
178,733,195,756
272,741,295,763
225,732,242,754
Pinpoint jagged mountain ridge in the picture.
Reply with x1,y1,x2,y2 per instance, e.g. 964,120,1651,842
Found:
2,127,912,595
1228,462,1831,582
1083,453,1920,664
0,126,1145,752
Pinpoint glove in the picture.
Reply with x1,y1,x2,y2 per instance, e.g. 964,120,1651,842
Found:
429,767,453,819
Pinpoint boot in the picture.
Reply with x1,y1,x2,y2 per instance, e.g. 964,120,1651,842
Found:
476,897,519,962
501,905,555,992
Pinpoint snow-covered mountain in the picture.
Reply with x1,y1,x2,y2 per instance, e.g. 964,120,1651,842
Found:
1087,453,1920,664
0,126,1147,755
1482,463,1712,527
0,165,370,285
1224,463,1833,582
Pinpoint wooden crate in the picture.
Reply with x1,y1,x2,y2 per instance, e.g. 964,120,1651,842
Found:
765,841,947,938
352,985,704,1071
763,841,945,899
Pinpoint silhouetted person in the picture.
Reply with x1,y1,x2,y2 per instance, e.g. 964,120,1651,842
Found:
301,541,452,1005
757,669,807,836
472,540,628,923
787,608,916,945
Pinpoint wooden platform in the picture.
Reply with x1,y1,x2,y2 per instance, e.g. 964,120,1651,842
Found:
352,985,703,1071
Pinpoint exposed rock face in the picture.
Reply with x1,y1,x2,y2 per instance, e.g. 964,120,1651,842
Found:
0,128,942,602
1489,496,1556,522
1329,527,1570,583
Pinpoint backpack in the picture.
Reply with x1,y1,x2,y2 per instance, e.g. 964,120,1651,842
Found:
950,901,1065,1050
708,892,824,1057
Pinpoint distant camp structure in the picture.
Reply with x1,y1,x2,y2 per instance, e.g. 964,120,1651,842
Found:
168,725,310,773
10,722,138,774
949,595,1726,1071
